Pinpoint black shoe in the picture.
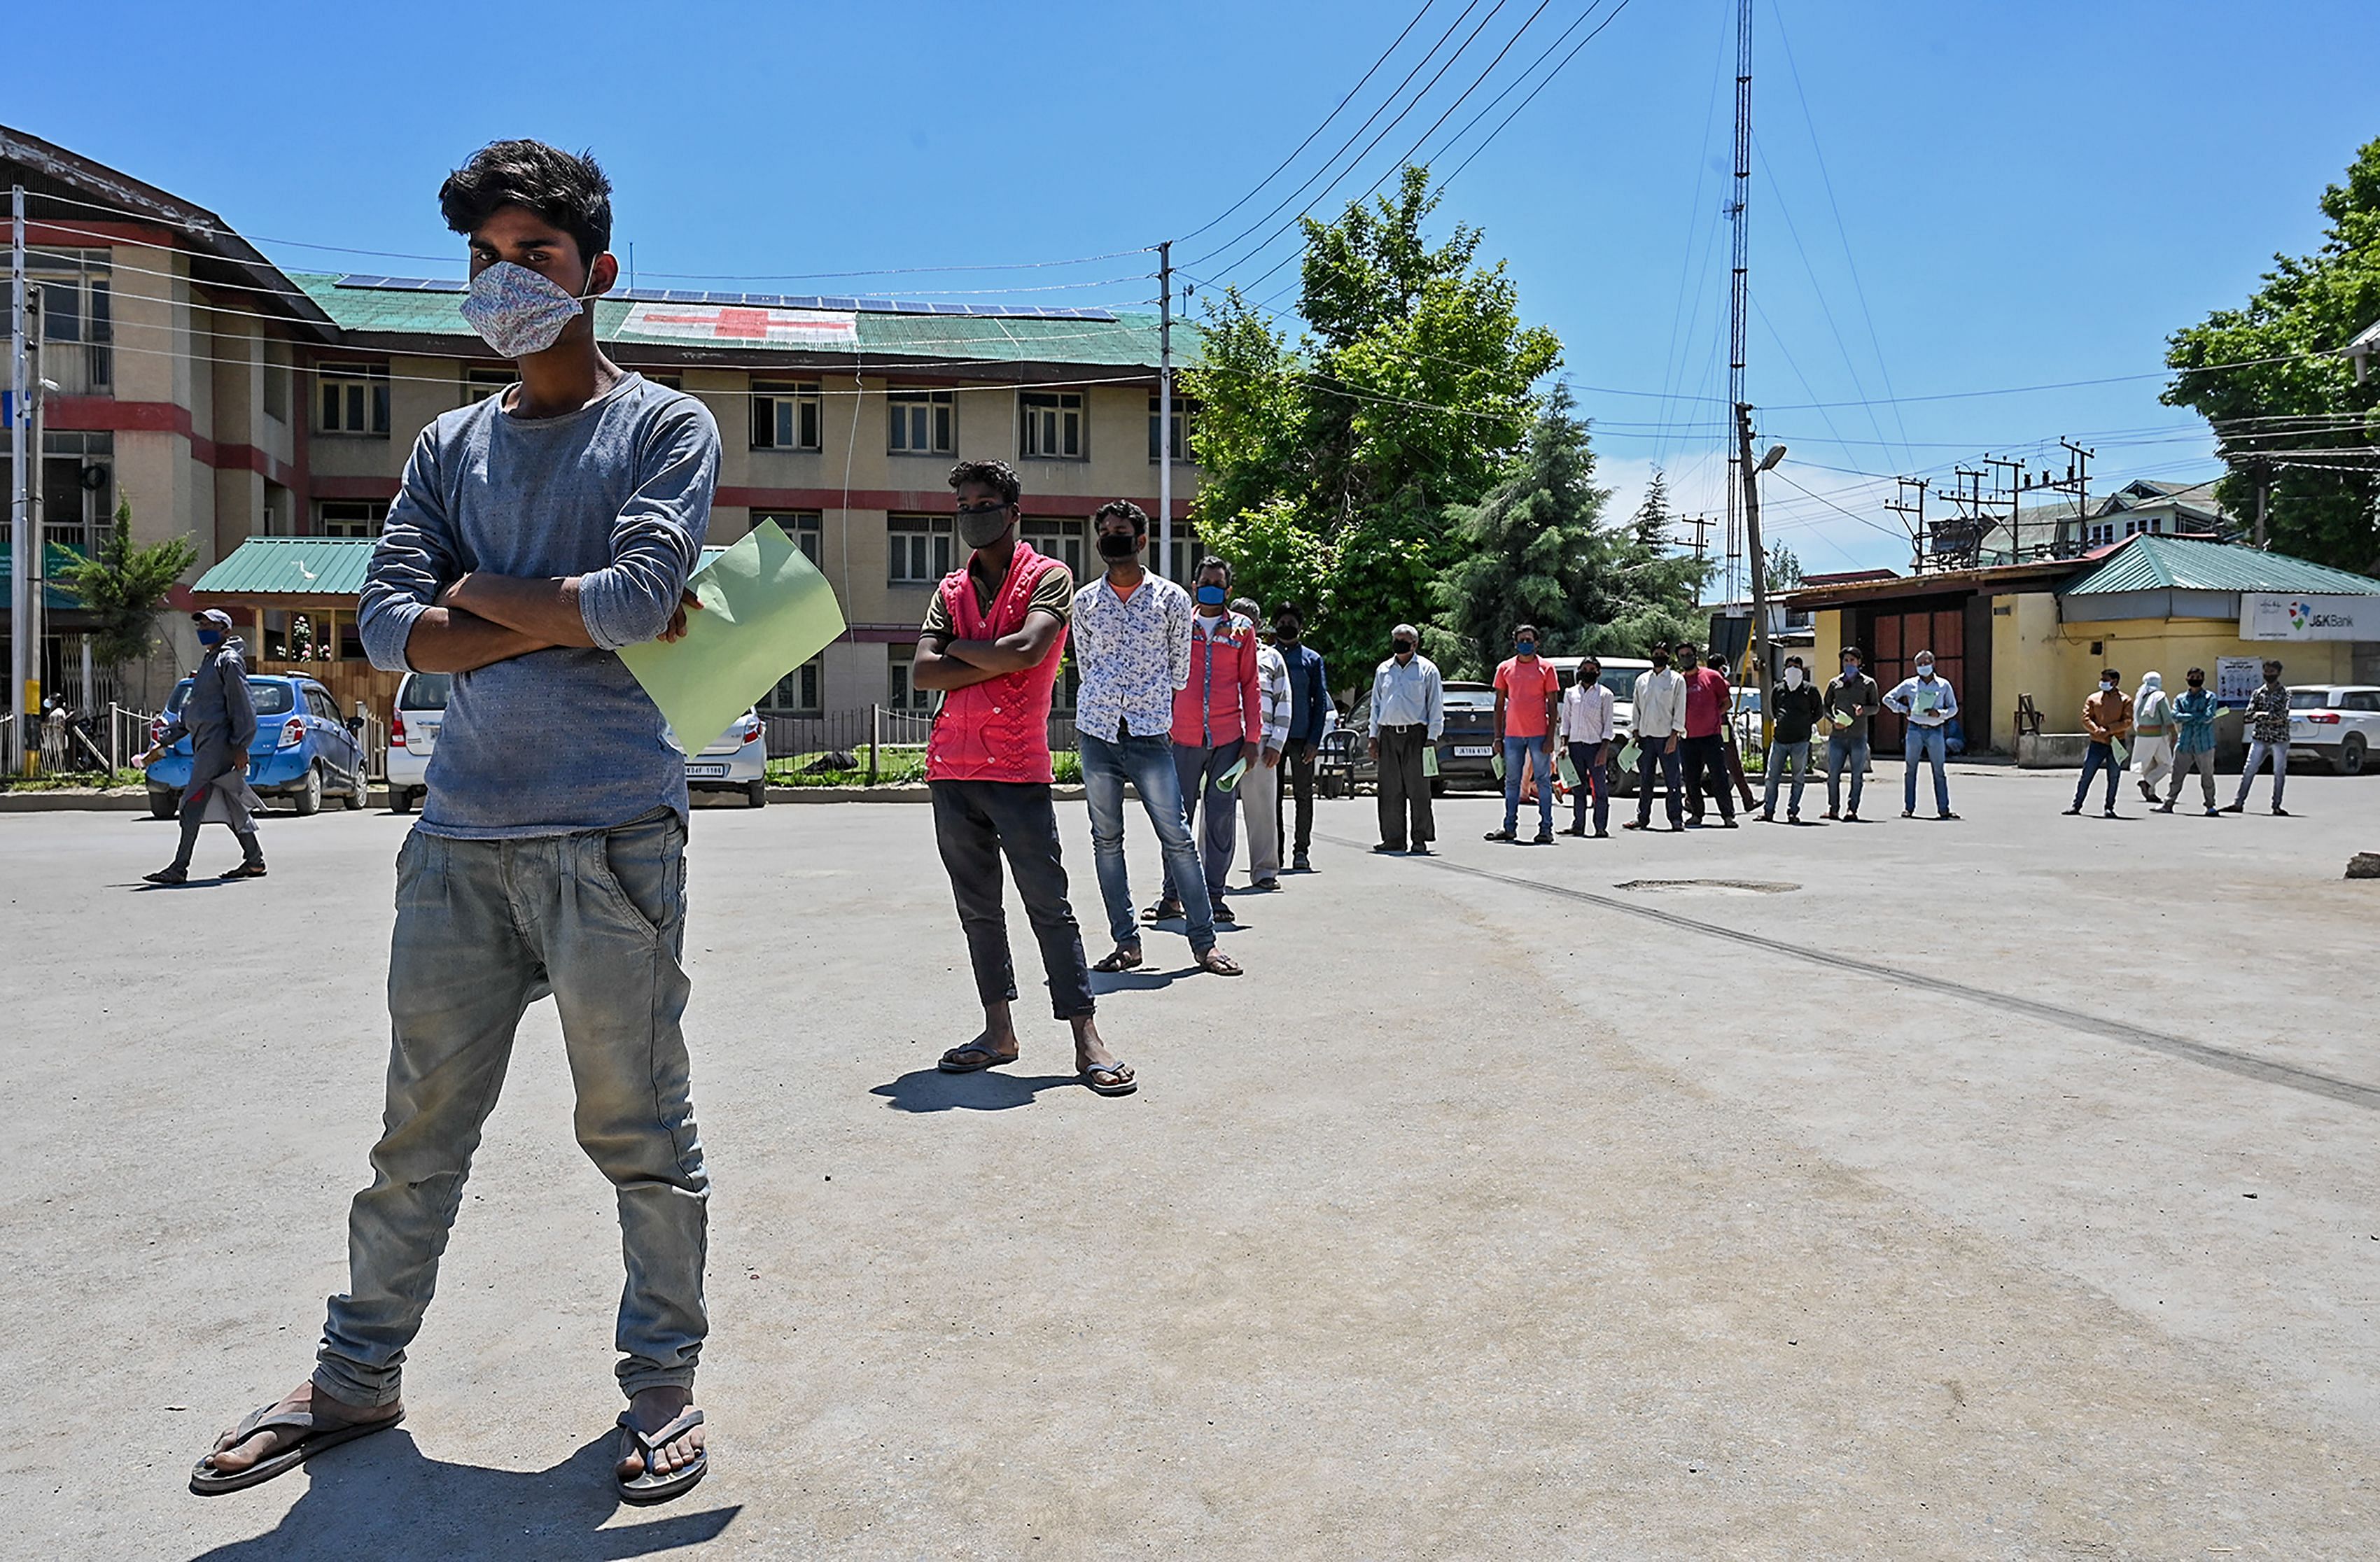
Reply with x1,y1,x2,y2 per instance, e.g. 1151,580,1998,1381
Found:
141,866,188,885
1558,826,1587,836
1142,898,1183,922
2063,805,2083,816
1408,844,1434,856
2220,801,2246,813
1372,843,1404,854
1292,854,1311,872
2155,802,2175,814
2272,806,2291,817
1532,831,1555,845
1252,876,1280,892
2102,808,2120,819
1758,812,1774,823
1719,818,1739,829
1484,829,1516,842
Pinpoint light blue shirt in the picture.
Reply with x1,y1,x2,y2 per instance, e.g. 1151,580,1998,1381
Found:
1884,672,1959,729
1369,654,1444,739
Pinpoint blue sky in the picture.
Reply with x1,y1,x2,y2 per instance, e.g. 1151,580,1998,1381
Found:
20,0,2379,576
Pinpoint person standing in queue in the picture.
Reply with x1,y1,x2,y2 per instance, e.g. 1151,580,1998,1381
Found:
913,459,1133,1096
2131,671,2174,805
1823,646,1880,822
1152,558,1262,926
1884,650,1960,820
1273,605,1329,873
1485,625,1561,845
1760,655,1825,824
1558,654,1616,838
2224,659,2292,816
1623,644,1688,832
1236,596,1290,892
140,609,267,885
2157,667,2221,816
1070,502,1240,978
1674,641,1738,829
2065,668,2134,819
1369,624,1443,854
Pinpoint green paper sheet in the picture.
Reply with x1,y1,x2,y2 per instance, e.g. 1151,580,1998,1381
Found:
1422,745,1440,778
1216,757,1250,792
619,519,848,752
1557,753,1581,789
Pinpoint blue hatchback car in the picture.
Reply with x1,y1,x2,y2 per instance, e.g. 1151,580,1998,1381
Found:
144,673,369,819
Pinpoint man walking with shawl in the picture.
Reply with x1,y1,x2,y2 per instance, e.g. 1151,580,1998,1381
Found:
141,609,267,884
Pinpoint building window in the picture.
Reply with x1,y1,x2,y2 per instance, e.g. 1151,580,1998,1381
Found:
318,500,388,537
1162,526,1202,585
1021,517,1085,580
461,367,513,407
1020,391,1084,459
888,646,936,712
1149,394,1196,462
755,510,823,564
888,514,953,584
752,382,822,451
762,654,824,715
888,390,954,455
32,430,113,554
318,363,391,436
263,342,290,423
27,246,111,392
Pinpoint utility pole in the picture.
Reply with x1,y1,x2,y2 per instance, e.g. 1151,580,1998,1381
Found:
10,185,28,775
1723,0,1753,603
1884,477,1928,574
2057,438,2094,556
1982,455,2023,563
1735,402,1774,712
1156,240,1173,584
2252,458,2269,549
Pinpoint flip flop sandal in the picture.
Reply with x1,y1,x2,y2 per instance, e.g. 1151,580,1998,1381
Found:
1091,948,1144,973
1197,950,1245,978
1080,1060,1138,1096
615,1408,707,1506
190,1403,403,1495
938,1043,1019,1074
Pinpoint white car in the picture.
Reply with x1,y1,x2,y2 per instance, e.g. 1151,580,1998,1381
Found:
678,708,770,807
2286,684,2380,775
384,671,448,814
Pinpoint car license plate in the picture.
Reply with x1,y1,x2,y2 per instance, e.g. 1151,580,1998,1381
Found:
1452,745,1492,758
686,764,730,778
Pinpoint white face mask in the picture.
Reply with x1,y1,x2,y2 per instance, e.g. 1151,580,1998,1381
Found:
2100,680,2117,692
1784,668,1804,688
1915,663,1935,679
459,259,596,359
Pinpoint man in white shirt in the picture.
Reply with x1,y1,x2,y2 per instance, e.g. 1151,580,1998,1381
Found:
1236,596,1291,892
1882,650,1961,820
1558,654,1616,838
1623,644,1688,831
1368,624,1443,854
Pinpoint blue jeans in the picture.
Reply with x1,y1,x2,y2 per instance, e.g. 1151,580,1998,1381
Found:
1502,736,1555,834
318,810,707,1407
1904,724,1951,815
2234,738,2288,809
1168,741,1247,903
2073,741,2122,810
1762,739,1812,817
1078,729,1217,954
1826,733,1868,815
1567,740,1611,833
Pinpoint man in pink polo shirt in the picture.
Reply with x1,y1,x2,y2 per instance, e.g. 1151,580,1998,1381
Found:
1149,556,1264,927
1676,640,1739,829
910,459,1133,1096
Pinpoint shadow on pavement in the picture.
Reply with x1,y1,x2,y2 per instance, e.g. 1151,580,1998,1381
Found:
1088,963,1202,995
184,1429,739,1561
871,1067,1084,1113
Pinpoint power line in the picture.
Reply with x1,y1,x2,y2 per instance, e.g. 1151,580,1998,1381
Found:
1436,0,1639,187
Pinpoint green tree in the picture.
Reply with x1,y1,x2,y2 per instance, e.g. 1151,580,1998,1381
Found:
2164,137,2380,570
1185,165,1562,685
58,496,197,681
1429,390,1708,678
1632,468,1674,551
1765,542,1804,591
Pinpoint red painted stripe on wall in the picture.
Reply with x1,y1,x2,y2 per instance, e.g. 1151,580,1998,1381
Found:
715,486,1190,520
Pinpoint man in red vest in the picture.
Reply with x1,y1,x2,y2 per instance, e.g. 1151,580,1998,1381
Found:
911,460,1133,1096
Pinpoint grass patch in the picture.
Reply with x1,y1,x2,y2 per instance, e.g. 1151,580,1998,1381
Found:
0,768,148,793
761,747,1084,787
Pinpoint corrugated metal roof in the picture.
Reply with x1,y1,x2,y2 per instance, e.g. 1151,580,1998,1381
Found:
287,272,1190,368
2059,535,2380,596
194,538,731,598
192,537,377,597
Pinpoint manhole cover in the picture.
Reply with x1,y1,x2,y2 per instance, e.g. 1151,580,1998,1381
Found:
1614,878,1800,896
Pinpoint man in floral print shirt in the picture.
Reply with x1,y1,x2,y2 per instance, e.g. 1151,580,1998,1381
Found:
2224,659,2294,816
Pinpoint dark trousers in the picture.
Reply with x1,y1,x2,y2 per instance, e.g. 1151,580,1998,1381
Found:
930,780,1095,1020
2074,741,2123,810
1567,740,1610,833
1635,740,1684,826
1681,733,1735,822
169,796,261,873
1376,725,1435,849
1282,739,1320,858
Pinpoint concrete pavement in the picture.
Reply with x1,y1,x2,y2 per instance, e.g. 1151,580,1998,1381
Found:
4,766,2375,1559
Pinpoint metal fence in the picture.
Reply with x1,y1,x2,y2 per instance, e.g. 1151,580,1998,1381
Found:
761,705,1080,767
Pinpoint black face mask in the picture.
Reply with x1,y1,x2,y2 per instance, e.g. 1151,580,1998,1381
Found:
1392,642,1416,657
1096,531,1139,561
1275,626,1300,642
1652,656,1670,669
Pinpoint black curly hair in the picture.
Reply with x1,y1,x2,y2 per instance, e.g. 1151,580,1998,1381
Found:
948,458,1021,507
1092,499,1149,537
440,141,613,267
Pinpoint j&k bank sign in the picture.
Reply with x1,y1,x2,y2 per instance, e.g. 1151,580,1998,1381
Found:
2241,593,2380,641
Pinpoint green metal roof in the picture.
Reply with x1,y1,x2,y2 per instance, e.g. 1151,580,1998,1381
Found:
2059,535,2380,597
194,537,729,598
285,272,1193,369
192,537,377,598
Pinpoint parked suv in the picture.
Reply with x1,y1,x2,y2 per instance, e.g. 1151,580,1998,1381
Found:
2286,684,2380,775
145,673,366,818
1332,680,1499,796
385,670,449,815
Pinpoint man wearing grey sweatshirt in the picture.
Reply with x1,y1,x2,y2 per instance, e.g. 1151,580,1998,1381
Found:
195,142,718,1507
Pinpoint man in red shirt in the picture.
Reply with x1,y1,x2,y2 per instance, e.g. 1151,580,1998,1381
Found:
1675,640,1739,829
911,459,1133,1096
1485,625,1562,844
1150,556,1264,926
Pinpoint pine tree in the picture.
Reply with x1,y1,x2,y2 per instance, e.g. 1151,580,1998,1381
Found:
1632,469,1673,551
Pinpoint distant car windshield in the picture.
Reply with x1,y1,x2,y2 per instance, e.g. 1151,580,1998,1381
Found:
399,673,454,710
1598,668,1642,700
165,677,295,717
2288,691,2332,709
